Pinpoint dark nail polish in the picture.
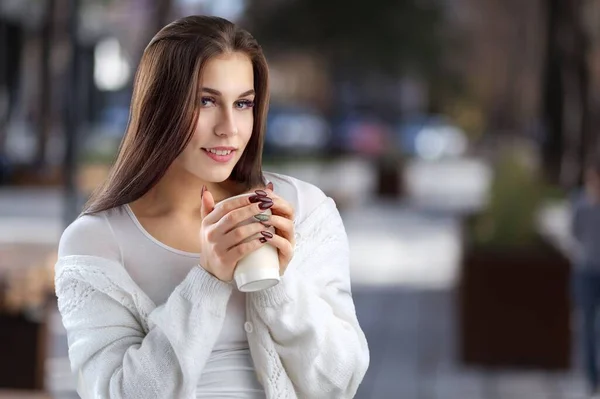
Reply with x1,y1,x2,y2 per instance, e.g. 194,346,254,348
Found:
261,231,273,239
259,197,273,204
267,182,274,190
255,189,268,197
249,195,261,203
254,214,270,222
259,237,267,243
259,201,273,210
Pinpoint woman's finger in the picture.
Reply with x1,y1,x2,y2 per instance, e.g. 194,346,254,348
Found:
226,235,267,264
203,192,268,226
213,201,273,235
264,233,294,264
221,221,271,250
260,214,294,243
264,191,295,220
200,186,215,219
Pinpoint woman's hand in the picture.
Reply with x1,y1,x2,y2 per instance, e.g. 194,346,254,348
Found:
199,187,275,282
260,183,296,275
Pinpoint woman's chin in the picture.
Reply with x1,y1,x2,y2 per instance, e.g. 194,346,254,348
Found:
194,168,234,184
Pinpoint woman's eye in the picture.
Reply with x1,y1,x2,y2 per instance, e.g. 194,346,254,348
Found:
200,97,216,107
235,100,255,110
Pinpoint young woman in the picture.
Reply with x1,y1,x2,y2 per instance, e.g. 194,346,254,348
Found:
55,15,369,398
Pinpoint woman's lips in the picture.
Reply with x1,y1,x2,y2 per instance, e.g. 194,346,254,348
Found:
202,148,236,163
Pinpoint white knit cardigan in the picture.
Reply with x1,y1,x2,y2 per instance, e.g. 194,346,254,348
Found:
54,196,370,399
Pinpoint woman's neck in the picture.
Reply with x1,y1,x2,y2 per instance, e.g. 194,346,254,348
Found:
131,166,244,218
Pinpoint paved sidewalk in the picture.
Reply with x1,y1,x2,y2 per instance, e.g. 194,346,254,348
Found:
353,288,585,399
43,287,587,399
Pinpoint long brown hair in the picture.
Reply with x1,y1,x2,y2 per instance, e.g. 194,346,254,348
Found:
83,15,269,214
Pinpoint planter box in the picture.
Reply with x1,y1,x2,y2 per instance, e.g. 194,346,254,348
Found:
0,312,47,390
458,241,571,369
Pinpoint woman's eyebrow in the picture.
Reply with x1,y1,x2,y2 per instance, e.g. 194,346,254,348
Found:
201,87,255,97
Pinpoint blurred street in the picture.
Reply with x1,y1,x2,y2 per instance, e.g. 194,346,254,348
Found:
2,0,600,396
0,158,588,398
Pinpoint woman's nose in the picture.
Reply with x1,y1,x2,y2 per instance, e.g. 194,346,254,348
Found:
214,110,237,137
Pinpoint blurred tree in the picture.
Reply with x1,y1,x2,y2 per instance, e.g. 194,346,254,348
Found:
450,0,544,138
121,0,173,66
245,0,444,115
153,0,174,37
34,0,57,171
245,0,445,198
542,0,596,187
0,18,24,160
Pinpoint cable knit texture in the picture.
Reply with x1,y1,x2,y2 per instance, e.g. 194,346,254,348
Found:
54,176,370,399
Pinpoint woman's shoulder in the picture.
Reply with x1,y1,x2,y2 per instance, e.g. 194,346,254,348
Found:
58,209,121,261
263,171,333,224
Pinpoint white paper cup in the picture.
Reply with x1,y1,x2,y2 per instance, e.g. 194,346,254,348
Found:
216,192,280,292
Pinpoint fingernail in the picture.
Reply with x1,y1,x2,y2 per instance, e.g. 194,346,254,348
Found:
267,182,274,190
201,185,206,200
255,189,268,197
250,195,272,204
259,237,267,243
260,222,271,228
261,231,273,239
259,201,273,210
254,214,270,222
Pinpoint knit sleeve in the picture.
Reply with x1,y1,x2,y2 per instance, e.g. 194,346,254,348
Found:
250,197,370,398
55,214,233,399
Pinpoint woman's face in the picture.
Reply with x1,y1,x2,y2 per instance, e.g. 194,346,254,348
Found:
176,51,255,183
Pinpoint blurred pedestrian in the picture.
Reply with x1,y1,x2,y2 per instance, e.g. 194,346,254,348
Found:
572,158,600,397
53,15,369,399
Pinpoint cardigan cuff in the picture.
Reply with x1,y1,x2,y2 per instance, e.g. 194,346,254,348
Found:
251,267,299,308
178,266,233,316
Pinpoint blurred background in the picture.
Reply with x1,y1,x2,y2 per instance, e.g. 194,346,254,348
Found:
1,0,600,398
